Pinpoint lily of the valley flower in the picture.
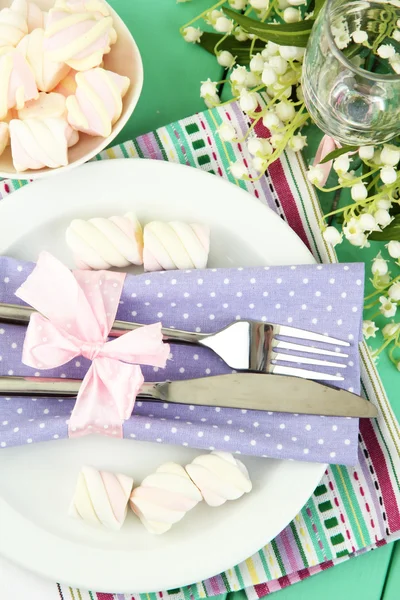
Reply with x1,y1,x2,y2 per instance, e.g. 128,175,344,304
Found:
351,182,368,201
352,30,368,43
214,16,234,33
200,79,218,98
239,89,258,113
333,154,350,175
363,320,379,339
261,65,278,86
230,161,247,179
379,295,397,318
283,7,301,22
217,122,237,142
387,240,400,259
388,282,400,301
275,100,295,122
380,166,397,185
374,208,393,228
268,56,288,75
183,26,203,43
377,44,396,59
262,111,283,130
323,226,342,246
359,146,374,160
358,212,378,232
372,253,389,276
380,144,400,166
288,134,307,152
343,217,368,247
382,322,400,338
249,53,265,73
307,165,325,185
250,0,270,9
217,51,236,68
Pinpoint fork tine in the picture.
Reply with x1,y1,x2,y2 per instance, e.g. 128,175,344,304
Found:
273,340,349,358
270,364,344,381
272,352,346,369
276,325,350,347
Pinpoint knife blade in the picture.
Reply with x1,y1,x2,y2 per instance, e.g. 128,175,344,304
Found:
0,374,378,418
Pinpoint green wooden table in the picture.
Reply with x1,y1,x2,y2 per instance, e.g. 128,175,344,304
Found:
110,1,399,597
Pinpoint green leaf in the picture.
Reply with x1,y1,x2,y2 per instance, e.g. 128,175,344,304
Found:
198,32,266,65
313,0,326,19
223,7,314,47
369,216,400,241
319,145,359,164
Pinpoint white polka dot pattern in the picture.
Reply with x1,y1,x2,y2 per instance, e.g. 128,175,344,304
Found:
0,258,364,464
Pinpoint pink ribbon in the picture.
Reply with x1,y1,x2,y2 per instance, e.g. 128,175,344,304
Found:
313,134,341,187
15,252,170,438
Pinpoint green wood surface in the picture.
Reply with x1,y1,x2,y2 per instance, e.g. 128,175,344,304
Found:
108,1,398,597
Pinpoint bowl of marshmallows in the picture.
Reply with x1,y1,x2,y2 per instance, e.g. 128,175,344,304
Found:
0,0,143,179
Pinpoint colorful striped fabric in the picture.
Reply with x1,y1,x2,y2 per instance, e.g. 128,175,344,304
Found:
0,98,399,600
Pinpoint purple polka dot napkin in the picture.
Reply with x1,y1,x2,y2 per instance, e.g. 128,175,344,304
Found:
0,257,365,464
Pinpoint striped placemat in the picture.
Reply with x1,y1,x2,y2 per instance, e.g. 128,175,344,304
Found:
0,98,399,600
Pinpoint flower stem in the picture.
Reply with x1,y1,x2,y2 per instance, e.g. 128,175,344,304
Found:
179,0,226,33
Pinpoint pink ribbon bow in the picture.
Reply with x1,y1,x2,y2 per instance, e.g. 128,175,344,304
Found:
15,252,170,438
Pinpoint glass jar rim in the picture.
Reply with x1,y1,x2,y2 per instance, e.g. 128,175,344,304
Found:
326,0,400,81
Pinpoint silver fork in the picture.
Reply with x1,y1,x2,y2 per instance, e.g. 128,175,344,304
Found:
0,302,350,382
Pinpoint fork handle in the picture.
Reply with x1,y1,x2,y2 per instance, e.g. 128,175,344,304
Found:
0,302,207,344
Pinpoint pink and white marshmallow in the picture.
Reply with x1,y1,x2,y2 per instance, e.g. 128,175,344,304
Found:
10,0,45,32
53,68,77,96
0,49,38,120
185,451,252,507
9,116,69,171
143,221,210,272
54,0,110,17
17,92,79,147
0,5,27,48
130,462,203,534
66,67,130,137
65,212,143,269
18,90,67,119
18,27,70,92
69,466,133,530
44,7,116,71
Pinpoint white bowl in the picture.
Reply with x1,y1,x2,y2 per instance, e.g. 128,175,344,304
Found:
0,0,143,180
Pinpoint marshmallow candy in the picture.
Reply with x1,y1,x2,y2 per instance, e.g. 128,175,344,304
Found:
185,451,252,507
0,5,27,48
18,90,66,118
54,0,111,16
0,49,38,120
18,28,70,92
66,67,130,137
17,91,79,147
130,462,203,534
44,7,116,71
66,212,143,269
53,68,77,96
0,122,9,156
143,221,210,272
10,0,45,32
69,466,133,530
10,117,69,171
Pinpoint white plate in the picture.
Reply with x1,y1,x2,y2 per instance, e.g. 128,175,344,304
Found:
0,159,324,593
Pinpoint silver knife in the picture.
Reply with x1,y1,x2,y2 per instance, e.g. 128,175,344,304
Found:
0,374,378,418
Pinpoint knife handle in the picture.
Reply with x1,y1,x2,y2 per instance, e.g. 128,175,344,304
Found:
0,302,207,344
0,375,165,400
